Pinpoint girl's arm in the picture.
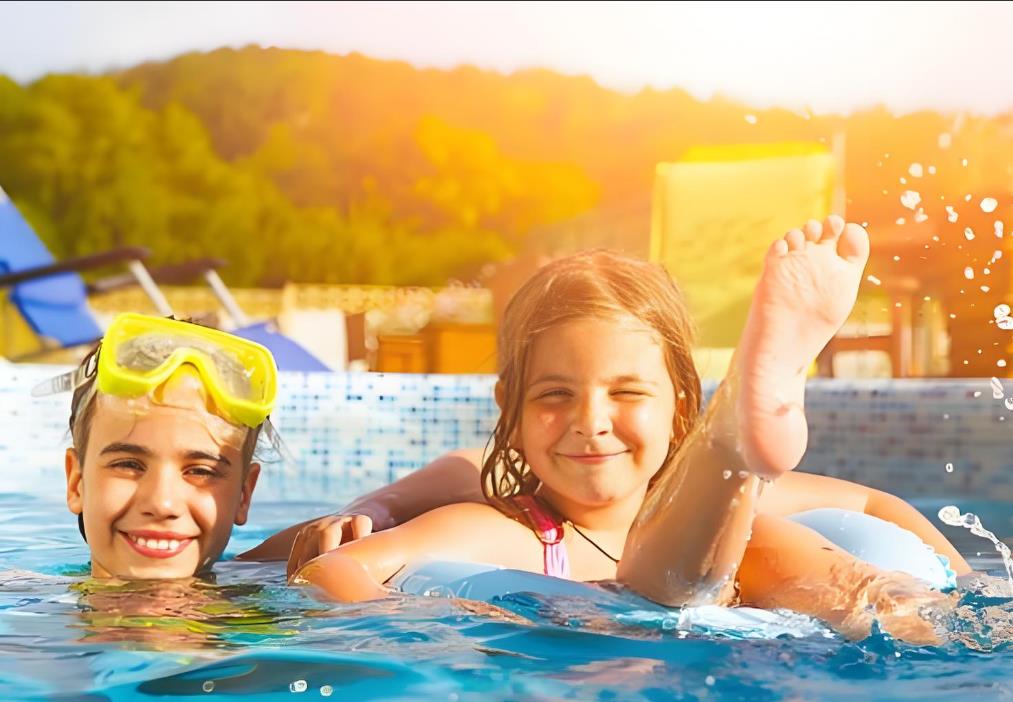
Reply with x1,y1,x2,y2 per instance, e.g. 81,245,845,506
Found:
738,514,954,644
291,502,525,602
237,449,486,562
759,472,971,574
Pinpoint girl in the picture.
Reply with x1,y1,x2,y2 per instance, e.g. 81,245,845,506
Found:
290,216,960,643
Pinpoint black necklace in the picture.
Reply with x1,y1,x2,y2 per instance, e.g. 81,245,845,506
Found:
565,521,620,564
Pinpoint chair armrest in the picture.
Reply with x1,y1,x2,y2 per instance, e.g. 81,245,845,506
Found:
0,246,151,287
88,257,228,294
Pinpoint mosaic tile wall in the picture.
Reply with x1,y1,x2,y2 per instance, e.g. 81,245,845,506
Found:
0,365,1009,502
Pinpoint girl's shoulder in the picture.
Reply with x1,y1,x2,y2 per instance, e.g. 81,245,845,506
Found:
411,501,532,537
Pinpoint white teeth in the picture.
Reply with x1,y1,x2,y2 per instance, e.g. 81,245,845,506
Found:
130,535,185,551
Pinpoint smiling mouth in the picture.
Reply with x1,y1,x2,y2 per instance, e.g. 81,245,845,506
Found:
121,532,195,559
558,451,628,463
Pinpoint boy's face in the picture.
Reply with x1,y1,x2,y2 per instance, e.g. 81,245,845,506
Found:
65,368,260,579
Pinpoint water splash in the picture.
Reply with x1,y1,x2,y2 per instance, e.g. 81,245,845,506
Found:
990,377,1004,399
900,190,921,210
946,205,959,223
938,506,1013,589
980,197,998,213
908,163,923,178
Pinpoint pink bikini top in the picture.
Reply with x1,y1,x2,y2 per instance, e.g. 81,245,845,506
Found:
509,494,571,579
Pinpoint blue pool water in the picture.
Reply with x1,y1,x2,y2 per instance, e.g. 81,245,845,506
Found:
1,492,1010,701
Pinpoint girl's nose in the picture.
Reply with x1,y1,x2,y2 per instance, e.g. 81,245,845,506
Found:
573,394,612,437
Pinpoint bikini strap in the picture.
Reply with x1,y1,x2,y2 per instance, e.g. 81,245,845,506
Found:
509,495,571,579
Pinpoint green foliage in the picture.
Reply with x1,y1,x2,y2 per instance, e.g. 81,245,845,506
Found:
2,46,1013,290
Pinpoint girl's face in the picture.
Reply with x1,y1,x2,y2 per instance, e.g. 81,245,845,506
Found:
515,316,677,518
65,368,259,580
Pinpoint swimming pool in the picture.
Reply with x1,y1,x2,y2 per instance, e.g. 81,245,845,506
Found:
0,367,1010,700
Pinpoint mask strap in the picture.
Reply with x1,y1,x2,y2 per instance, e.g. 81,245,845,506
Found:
260,417,296,468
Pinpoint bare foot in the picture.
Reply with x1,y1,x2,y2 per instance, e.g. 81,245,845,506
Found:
736,215,870,479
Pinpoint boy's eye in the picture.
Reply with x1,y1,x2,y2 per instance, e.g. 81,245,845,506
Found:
185,466,220,479
109,459,144,472
613,389,648,397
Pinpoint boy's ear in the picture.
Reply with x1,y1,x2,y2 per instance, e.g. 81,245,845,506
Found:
65,448,83,515
233,463,261,526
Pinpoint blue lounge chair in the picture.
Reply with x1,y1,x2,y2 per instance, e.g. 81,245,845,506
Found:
0,186,330,371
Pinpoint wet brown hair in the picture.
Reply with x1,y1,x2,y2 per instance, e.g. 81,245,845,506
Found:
480,250,702,516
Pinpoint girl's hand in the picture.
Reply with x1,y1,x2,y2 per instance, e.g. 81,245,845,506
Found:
286,514,374,579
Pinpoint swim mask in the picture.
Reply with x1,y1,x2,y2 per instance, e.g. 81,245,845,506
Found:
33,313,288,458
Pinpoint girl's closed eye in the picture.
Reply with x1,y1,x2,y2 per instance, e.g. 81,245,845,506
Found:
612,388,650,398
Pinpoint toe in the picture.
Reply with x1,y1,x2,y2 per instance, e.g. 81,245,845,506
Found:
766,238,789,260
838,223,871,266
820,214,846,242
784,228,806,251
803,219,822,242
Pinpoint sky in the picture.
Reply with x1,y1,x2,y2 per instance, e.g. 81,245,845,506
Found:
1,1,1012,115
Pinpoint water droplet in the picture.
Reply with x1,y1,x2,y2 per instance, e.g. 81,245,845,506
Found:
962,158,969,167
738,470,749,480
938,505,960,524
705,675,716,686
943,413,950,419
1006,397,1013,410
202,681,215,693
893,255,901,262
914,208,928,223
945,463,954,473
974,391,983,397
900,190,921,210
321,686,334,697
744,114,757,124
899,177,908,185
908,163,923,178
999,359,1008,368
964,267,975,280
866,274,882,286
965,193,973,202
938,133,952,149
928,165,937,175
984,267,992,275
981,285,991,293
946,205,959,223
722,470,732,480
995,221,1004,238
895,217,906,225
993,250,1003,261
290,680,308,693
981,197,998,213
997,317,1013,330
964,227,975,240
991,377,1004,398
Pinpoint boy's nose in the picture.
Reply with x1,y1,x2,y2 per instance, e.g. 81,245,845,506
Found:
137,468,184,519
573,394,612,437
